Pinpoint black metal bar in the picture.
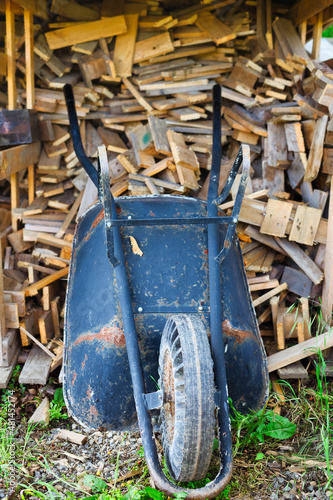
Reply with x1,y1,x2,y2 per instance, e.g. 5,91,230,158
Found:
98,147,120,267
215,145,251,264
207,84,222,208
207,83,233,489
106,216,235,227
63,84,99,188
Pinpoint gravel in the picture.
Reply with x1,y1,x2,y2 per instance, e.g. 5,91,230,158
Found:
1,421,332,499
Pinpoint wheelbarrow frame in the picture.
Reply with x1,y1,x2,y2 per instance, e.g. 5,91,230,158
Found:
64,83,267,499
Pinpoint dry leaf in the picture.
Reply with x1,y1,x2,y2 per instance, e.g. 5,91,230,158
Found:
129,236,143,257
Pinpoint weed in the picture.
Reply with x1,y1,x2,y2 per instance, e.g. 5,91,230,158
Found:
230,399,296,455
49,388,69,422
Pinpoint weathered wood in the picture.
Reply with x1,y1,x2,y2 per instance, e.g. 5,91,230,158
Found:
56,429,87,445
260,199,293,237
322,175,333,323
281,266,313,297
289,205,322,245
0,142,41,180
19,343,52,385
29,397,50,425
275,237,324,285
252,282,288,308
268,328,333,373
304,115,329,182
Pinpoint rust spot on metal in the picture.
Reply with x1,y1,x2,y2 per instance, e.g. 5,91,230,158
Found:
86,386,93,399
90,405,98,417
204,249,208,255
83,209,105,242
222,319,255,345
81,354,88,369
116,205,122,214
72,371,77,386
74,326,126,348
91,209,105,229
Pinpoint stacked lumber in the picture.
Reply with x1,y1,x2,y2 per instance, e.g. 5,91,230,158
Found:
1,0,333,387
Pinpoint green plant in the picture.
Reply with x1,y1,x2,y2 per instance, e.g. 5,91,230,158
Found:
49,388,69,422
230,399,296,455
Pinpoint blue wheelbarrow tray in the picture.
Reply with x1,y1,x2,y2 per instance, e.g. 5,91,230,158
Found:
63,193,269,431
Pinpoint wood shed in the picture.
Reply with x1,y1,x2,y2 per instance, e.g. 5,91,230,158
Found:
0,0,333,389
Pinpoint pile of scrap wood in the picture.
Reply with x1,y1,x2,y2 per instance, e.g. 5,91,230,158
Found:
1,0,333,388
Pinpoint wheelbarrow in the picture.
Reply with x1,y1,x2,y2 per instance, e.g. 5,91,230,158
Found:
63,83,269,499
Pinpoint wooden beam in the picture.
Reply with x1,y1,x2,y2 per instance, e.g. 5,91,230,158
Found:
6,0,16,110
288,0,333,26
24,9,36,205
312,11,323,60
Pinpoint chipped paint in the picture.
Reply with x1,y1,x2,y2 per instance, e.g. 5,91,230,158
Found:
90,405,98,417
81,354,88,369
72,371,77,386
74,326,126,348
222,319,255,345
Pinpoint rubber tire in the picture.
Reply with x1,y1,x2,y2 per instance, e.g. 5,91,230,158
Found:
158,314,215,483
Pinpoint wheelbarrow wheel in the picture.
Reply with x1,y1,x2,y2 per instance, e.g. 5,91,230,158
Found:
158,314,215,483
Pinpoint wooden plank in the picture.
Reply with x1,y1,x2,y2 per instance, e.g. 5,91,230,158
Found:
304,115,328,182
195,12,236,45
267,122,288,167
45,17,127,50
289,205,322,245
19,343,52,385
24,267,69,297
133,32,175,64
322,176,333,323
1,329,20,367
239,198,328,245
260,199,293,237
252,282,288,308
0,142,41,181
267,328,333,373
275,237,324,285
281,266,313,297
284,122,305,152
39,309,54,344
114,14,139,78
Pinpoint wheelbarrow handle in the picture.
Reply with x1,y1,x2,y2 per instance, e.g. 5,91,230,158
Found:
63,84,99,188
214,144,251,263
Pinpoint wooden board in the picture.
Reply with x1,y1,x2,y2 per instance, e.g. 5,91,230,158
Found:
114,14,139,78
289,205,322,245
304,115,329,182
18,343,52,385
195,12,236,45
133,32,174,64
0,142,41,180
260,199,293,237
267,328,333,373
45,17,127,50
